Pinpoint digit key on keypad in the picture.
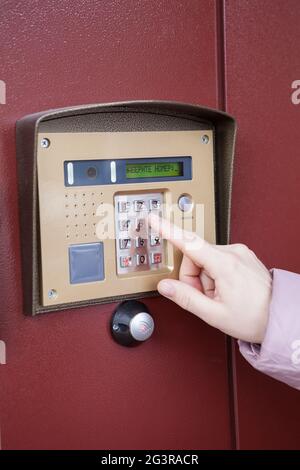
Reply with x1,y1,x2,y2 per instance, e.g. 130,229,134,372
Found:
134,200,147,212
119,219,131,231
118,201,131,213
150,252,162,264
120,256,132,268
136,237,147,248
150,235,161,246
135,218,146,232
136,254,148,266
119,238,131,249
150,199,161,210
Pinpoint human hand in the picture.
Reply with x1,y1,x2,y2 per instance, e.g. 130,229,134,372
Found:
149,214,272,343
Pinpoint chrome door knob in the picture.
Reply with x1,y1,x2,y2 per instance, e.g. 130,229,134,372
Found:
111,300,155,347
129,312,154,342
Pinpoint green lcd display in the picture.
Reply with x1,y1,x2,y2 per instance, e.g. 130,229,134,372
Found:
126,161,183,179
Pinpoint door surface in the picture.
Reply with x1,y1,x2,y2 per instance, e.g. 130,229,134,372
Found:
1,0,300,450
0,0,232,449
225,0,300,449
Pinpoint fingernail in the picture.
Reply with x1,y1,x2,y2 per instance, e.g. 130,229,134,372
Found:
158,280,175,298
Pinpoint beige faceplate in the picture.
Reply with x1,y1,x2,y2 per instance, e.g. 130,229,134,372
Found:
37,130,215,306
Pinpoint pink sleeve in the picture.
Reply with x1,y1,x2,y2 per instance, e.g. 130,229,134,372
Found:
238,268,300,390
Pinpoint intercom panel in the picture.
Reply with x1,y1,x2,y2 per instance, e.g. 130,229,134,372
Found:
16,101,236,315
37,129,214,307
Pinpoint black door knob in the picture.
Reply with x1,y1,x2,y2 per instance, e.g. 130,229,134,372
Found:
111,300,155,347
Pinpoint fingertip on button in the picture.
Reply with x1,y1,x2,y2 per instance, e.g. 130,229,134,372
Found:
148,212,160,228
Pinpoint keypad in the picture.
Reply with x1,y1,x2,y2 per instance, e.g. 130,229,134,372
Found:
115,192,164,274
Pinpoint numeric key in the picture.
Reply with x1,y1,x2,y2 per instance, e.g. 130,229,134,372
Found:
119,219,131,231
150,235,161,246
149,199,161,210
118,201,131,213
150,252,162,265
119,238,131,249
120,256,132,268
135,237,147,248
134,200,147,212
136,254,148,266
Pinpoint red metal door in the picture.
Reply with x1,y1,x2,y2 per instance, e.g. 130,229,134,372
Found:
224,0,300,449
0,1,232,449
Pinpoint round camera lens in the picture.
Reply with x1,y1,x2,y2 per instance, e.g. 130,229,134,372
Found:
87,166,97,179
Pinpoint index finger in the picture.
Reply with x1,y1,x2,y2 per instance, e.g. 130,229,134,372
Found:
148,213,223,276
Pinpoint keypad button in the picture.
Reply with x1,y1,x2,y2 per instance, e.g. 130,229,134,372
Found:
135,237,147,248
119,219,131,231
151,252,162,264
119,238,131,249
118,201,131,213
120,256,132,268
150,199,161,210
150,235,161,246
134,200,147,212
135,218,146,232
136,254,148,266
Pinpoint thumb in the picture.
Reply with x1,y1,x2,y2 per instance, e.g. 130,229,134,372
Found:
158,279,224,329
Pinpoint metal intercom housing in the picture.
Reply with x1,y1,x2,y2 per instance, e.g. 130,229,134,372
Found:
16,101,236,315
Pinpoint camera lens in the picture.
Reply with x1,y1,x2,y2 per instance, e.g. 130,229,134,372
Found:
86,166,97,179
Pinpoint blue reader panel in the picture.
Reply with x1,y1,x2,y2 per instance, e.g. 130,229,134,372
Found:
69,243,105,284
64,156,192,187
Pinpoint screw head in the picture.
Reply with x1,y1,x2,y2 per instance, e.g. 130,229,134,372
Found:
48,289,58,300
201,134,210,144
41,137,50,148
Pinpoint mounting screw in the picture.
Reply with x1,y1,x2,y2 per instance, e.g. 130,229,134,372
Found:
41,137,50,148
48,289,58,300
201,134,210,144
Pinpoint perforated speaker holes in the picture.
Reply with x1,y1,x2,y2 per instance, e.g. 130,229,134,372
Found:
64,190,104,240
